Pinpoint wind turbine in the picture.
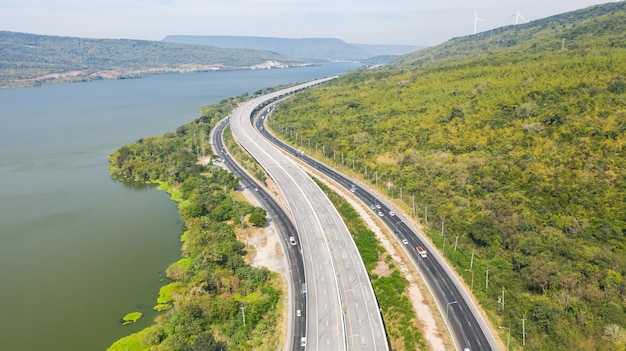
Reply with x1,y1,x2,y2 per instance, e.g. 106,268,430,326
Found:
510,10,527,25
473,9,485,35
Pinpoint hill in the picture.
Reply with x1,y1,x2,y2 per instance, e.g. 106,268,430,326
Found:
162,35,424,61
266,2,626,350
0,31,309,88
393,1,626,67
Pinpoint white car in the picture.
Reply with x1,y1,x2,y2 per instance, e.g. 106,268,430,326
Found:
296,310,301,317
378,211,384,217
375,204,381,209
402,239,408,245
389,211,395,216
289,236,297,245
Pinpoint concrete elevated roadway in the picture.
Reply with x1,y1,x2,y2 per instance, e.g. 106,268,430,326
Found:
230,79,389,351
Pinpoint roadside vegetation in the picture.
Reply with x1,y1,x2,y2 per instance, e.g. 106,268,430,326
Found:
222,104,434,348
268,3,626,350
313,178,427,350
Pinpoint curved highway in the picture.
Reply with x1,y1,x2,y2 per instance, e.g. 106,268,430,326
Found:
255,97,499,350
229,79,389,351
210,117,306,351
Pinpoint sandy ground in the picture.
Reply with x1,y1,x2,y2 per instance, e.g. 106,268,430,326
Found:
247,218,287,276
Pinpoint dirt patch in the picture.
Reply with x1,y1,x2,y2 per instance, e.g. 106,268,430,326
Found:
371,259,392,277
239,188,289,348
249,224,287,276
197,155,212,165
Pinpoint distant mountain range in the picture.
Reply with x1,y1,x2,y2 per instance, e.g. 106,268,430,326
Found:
0,30,426,88
162,35,425,61
0,31,310,88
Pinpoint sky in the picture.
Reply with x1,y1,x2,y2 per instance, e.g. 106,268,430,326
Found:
0,0,617,46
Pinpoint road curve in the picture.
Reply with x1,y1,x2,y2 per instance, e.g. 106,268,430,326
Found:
256,103,499,351
211,117,307,351
230,79,389,351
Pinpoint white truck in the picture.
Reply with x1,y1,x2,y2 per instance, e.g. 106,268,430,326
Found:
416,246,428,258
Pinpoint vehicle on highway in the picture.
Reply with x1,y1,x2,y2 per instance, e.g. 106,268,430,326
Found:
300,337,307,347
378,211,384,217
389,211,395,216
297,310,301,317
375,204,381,209
417,246,428,258
290,236,297,245
402,238,408,245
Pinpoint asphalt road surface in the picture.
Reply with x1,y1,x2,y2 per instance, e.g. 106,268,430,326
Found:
229,79,389,351
254,91,499,351
211,117,307,351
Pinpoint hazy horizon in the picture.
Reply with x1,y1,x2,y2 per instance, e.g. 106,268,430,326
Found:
1,0,616,47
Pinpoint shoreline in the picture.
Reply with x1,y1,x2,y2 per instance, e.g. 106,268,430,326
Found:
1,62,317,89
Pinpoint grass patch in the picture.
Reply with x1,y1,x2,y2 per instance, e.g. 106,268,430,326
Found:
122,312,143,325
156,181,184,202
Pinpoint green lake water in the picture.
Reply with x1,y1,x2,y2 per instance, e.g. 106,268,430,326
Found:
0,63,359,350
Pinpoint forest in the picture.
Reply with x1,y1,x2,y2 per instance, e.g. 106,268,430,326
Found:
267,2,626,350
106,81,436,349
107,94,281,351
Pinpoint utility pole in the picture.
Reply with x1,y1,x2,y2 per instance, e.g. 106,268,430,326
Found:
501,287,505,312
470,249,475,270
521,313,526,346
412,195,415,218
441,218,445,236
425,206,428,222
241,304,246,327
454,235,459,251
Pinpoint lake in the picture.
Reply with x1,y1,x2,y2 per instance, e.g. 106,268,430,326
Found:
0,62,360,351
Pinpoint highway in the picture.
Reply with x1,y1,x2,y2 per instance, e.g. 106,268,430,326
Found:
229,79,389,351
210,117,307,351
254,98,500,350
